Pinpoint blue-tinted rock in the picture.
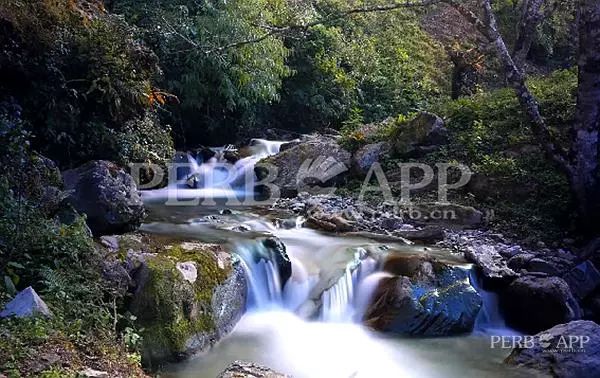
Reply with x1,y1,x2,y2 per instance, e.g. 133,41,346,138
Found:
0,287,52,318
364,255,482,336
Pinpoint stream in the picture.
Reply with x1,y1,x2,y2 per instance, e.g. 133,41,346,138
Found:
140,140,535,378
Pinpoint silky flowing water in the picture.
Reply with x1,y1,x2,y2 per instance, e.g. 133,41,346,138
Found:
140,140,535,378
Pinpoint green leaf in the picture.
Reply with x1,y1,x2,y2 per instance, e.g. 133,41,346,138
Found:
3,275,17,295
7,261,25,270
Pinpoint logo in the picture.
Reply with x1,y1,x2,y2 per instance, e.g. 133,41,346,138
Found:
297,156,348,194
539,333,553,348
490,334,591,353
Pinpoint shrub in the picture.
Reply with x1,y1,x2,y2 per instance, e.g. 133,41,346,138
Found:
0,0,169,167
430,69,578,237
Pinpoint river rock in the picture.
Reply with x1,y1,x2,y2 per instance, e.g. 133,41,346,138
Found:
63,160,145,236
364,254,481,336
0,287,52,319
127,238,247,366
255,138,351,198
464,244,519,287
505,320,600,378
218,361,290,378
352,142,391,175
392,112,448,157
501,275,581,334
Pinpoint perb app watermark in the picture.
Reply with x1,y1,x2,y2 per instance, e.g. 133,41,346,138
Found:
491,334,591,353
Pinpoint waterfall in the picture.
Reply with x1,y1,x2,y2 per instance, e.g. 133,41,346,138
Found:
320,256,380,322
142,138,287,202
234,240,285,309
470,270,520,335
233,235,385,325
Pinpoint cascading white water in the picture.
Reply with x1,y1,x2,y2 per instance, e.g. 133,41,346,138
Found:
235,241,284,309
320,253,380,322
142,139,523,378
142,138,288,201
470,270,520,335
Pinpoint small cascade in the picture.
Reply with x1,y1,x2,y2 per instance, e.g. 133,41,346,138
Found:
470,270,519,335
234,240,285,309
320,253,380,322
143,138,287,201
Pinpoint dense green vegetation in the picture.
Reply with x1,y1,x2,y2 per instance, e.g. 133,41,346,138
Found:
0,104,144,376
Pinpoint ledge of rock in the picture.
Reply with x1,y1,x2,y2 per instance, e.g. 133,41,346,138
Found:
255,138,351,198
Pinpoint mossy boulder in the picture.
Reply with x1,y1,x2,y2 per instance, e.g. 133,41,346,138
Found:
392,112,448,157
104,234,247,367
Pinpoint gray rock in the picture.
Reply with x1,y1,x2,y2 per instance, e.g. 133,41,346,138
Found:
352,142,390,175
392,112,448,157
63,160,145,236
563,260,600,300
464,244,519,287
218,361,290,378
506,320,600,378
403,203,484,229
394,226,445,243
507,253,536,271
0,287,52,318
501,275,581,334
364,255,481,336
255,138,351,198
528,258,561,275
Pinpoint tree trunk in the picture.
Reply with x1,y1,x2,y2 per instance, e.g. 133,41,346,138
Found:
513,0,545,68
572,0,600,233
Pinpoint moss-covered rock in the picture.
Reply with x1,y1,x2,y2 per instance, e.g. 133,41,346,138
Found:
103,234,247,367
391,112,448,157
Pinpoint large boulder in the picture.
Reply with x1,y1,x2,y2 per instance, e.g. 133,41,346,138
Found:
255,138,351,198
364,254,481,336
392,112,448,157
0,287,52,319
218,361,291,378
113,235,247,367
501,275,581,334
505,320,600,378
63,160,145,235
